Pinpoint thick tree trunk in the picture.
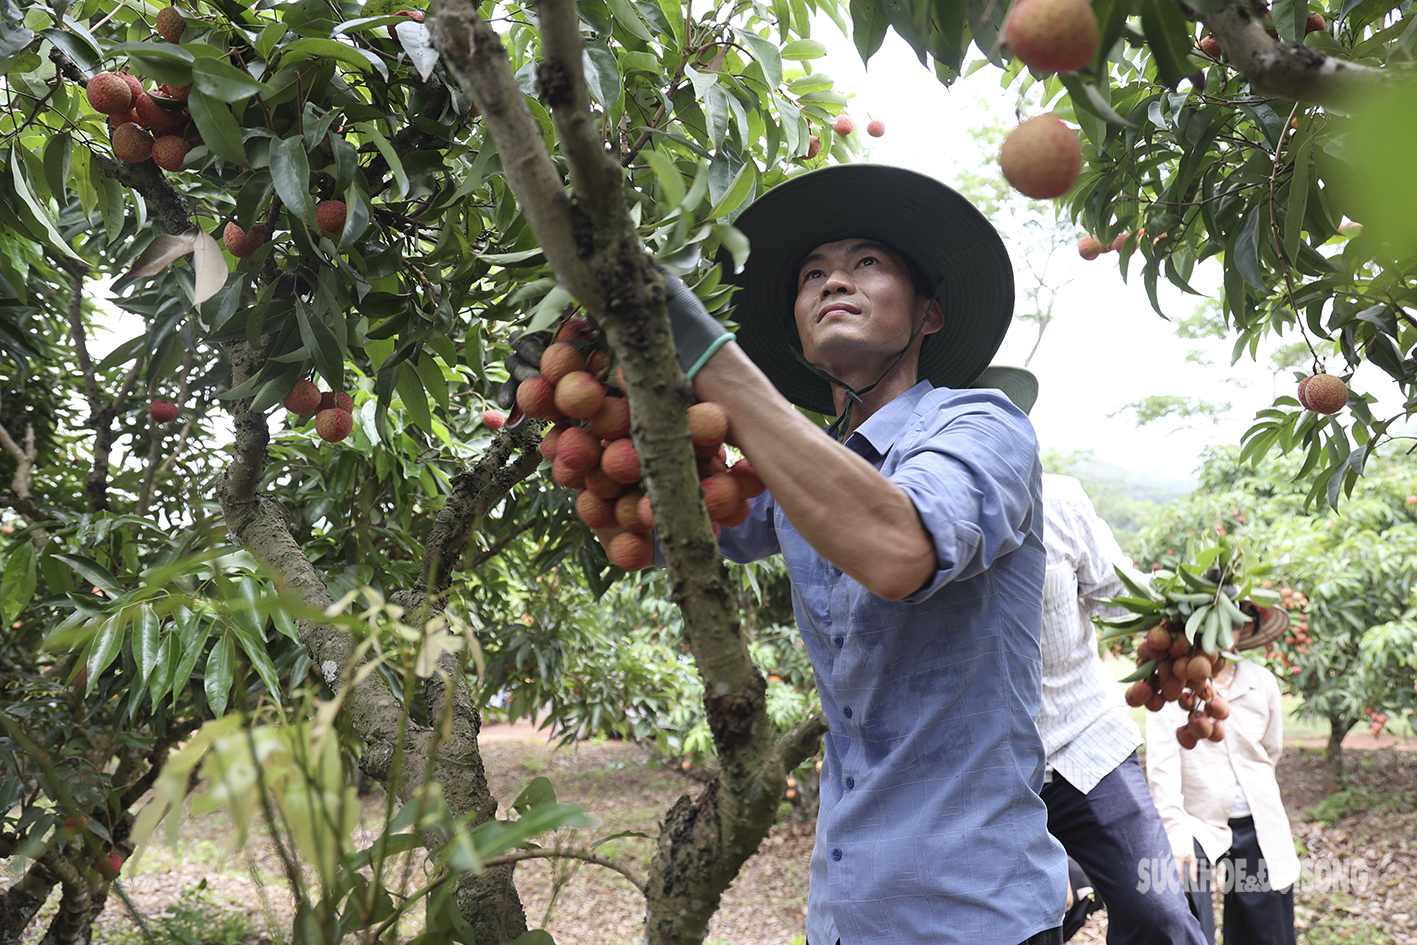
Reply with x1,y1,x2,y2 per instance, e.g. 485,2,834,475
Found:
1324,715,1355,791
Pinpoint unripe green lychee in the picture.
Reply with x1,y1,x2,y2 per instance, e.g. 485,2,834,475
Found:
999,114,1083,199
1004,0,1099,74
315,199,347,237
112,123,154,163
601,437,642,484
554,371,606,420
156,6,187,43
1297,373,1347,414
151,135,191,171
315,407,353,443
283,379,321,414
606,531,654,571
86,72,133,115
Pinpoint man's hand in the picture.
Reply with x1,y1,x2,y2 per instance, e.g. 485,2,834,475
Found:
496,329,550,425
1174,846,1198,884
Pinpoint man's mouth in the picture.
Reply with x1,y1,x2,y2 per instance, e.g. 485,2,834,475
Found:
816,301,860,322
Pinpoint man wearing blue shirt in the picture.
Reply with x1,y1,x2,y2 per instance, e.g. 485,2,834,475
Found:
643,164,1069,944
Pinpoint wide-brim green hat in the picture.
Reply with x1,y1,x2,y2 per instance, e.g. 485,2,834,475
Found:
972,366,1039,414
726,164,1015,416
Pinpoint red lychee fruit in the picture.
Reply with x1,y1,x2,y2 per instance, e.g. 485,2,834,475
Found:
1004,0,1100,74
151,135,191,171
728,458,766,499
586,348,614,383
805,134,821,160
583,465,626,500
1198,35,1222,58
557,425,603,473
554,316,596,344
718,498,751,528
1000,114,1083,199
223,222,266,259
156,5,187,43
833,114,855,136
1205,694,1231,720
133,91,184,135
697,450,728,479
120,73,144,99
332,391,354,413
315,199,347,237
283,379,321,414
615,490,651,533
540,422,573,461
1110,232,1130,252
482,408,506,430
601,437,642,484
687,401,729,456
516,376,564,421
1297,373,1347,414
315,407,353,443
1077,236,1105,260
1175,725,1199,750
554,371,606,420
606,531,655,571
318,391,336,412
97,853,125,879
86,72,133,115
112,123,154,163
637,493,654,530
1305,12,1325,33
1124,679,1154,708
386,8,425,39
576,490,619,530
551,457,585,490
149,400,178,423
159,83,191,100
588,395,631,440
1206,721,1226,742
701,473,741,523
539,342,587,385
866,119,885,137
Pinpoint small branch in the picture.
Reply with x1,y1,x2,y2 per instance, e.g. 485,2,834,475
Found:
482,846,647,894
774,711,828,772
0,423,47,542
64,267,102,415
137,350,196,516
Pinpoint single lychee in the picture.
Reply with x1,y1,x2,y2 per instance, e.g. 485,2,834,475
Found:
1197,35,1222,58
151,135,191,171
1207,721,1226,742
554,371,606,420
120,73,144,99
718,498,751,528
866,119,885,137
687,401,729,456
637,493,654,530
318,391,336,412
1205,693,1231,720
698,450,728,479
333,391,354,413
601,437,642,484
97,853,125,879
386,8,425,39
112,123,154,163
615,490,651,533
554,316,596,344
1124,679,1154,708
160,83,191,100
556,425,603,473
223,221,266,259
156,6,187,43
315,408,353,443
1109,232,1130,252
1004,0,1100,74
283,379,321,414
1297,373,1347,414
576,491,620,530
540,421,572,461
551,457,585,489
586,348,614,383
149,400,178,423
86,72,133,115
134,91,184,135
999,114,1083,200
315,199,347,237
1305,12,1325,33
606,531,655,571
805,134,821,160
701,473,741,522
539,342,587,385
833,114,855,136
516,376,563,421
728,458,766,499
1077,236,1105,260
588,395,631,440
1175,725,1199,750
583,465,626,500
482,408,506,430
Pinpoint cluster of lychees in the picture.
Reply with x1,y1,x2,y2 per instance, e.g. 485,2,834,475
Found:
1262,583,1311,676
518,317,765,572
282,379,356,443
1124,622,1232,749
85,7,194,173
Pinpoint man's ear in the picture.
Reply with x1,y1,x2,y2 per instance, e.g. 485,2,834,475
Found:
920,299,945,336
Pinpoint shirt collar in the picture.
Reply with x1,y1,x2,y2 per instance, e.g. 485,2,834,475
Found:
844,380,934,457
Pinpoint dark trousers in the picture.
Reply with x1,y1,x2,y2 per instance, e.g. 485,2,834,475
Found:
809,932,1060,945
1041,752,1207,945
1187,817,1297,945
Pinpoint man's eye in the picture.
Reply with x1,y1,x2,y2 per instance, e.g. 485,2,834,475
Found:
802,269,823,282
858,256,878,267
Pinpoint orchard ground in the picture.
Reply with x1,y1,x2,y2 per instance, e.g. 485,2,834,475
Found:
22,709,1415,945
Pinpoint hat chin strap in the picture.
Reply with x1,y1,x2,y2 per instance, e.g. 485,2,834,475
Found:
794,310,934,442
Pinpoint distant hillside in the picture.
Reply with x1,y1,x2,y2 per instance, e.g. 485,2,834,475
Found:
1042,450,1196,548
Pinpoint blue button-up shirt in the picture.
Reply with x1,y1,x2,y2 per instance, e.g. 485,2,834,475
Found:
719,382,1067,945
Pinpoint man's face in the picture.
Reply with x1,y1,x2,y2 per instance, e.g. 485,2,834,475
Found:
792,239,937,374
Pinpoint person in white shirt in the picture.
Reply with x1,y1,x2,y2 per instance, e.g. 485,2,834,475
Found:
973,367,1205,945
1144,610,1299,945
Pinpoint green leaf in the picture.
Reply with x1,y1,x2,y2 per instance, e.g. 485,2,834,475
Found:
225,615,282,704
1233,207,1268,291
271,135,317,227
205,632,236,718
781,39,828,60
1120,658,1158,683
734,28,783,88
414,354,450,414
281,38,375,73
295,302,344,391
1,541,37,628
51,553,120,591
188,90,248,167
113,41,194,86
133,604,161,684
43,133,72,203
86,611,128,693
357,122,407,199
191,57,272,103
604,0,655,41
1138,0,1195,89
8,150,82,262
396,362,433,434
705,162,756,219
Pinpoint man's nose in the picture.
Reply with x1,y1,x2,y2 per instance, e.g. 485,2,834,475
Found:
820,267,853,294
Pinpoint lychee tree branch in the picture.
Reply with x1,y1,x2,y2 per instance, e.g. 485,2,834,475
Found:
0,421,47,545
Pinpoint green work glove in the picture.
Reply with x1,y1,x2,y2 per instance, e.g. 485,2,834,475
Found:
661,269,732,378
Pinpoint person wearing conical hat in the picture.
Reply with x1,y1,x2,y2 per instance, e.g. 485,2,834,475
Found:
649,164,1067,945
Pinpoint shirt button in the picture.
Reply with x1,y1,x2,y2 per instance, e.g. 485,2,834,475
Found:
845,776,855,790
831,848,843,861
830,565,842,576
833,635,844,648
842,706,853,719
